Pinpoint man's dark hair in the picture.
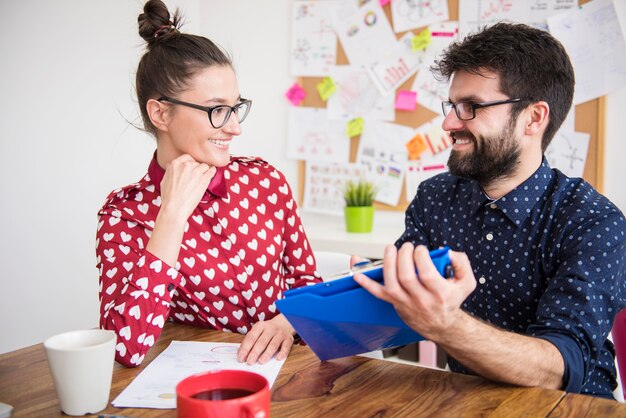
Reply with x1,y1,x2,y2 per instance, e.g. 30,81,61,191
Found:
432,22,575,151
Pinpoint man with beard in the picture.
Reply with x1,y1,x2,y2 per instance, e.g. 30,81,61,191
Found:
354,23,625,399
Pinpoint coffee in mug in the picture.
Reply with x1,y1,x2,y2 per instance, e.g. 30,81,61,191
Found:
177,369,270,418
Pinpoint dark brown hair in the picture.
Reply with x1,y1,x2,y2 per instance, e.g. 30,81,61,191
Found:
432,23,575,151
136,0,232,135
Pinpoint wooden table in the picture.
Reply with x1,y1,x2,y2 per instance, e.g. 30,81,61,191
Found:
2,323,625,417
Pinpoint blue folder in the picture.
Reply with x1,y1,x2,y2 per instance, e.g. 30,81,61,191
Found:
276,247,452,360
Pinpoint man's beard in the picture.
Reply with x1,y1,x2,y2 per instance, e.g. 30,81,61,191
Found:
447,119,521,186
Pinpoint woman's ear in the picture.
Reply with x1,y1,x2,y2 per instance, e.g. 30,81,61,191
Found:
146,99,170,132
524,101,550,137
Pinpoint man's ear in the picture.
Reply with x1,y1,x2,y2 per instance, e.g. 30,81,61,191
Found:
524,101,550,137
146,99,170,132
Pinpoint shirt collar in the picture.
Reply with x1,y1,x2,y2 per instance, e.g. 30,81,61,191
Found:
469,158,554,226
147,153,228,200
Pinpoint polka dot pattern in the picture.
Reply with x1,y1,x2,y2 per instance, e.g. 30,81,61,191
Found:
96,156,321,367
397,159,625,398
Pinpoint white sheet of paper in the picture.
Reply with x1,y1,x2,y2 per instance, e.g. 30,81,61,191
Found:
329,0,397,67
548,0,626,105
545,130,590,179
405,148,451,201
459,0,577,37
356,121,415,206
390,0,449,33
366,32,424,96
111,341,286,409
303,161,369,215
291,0,338,76
287,107,350,162
326,65,395,121
414,116,452,155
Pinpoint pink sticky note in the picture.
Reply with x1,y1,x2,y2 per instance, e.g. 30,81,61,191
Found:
395,90,417,111
285,82,306,106
379,0,391,6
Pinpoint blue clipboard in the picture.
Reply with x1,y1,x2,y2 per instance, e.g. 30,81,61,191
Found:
276,247,452,360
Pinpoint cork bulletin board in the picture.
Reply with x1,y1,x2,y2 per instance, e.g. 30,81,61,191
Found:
295,0,606,212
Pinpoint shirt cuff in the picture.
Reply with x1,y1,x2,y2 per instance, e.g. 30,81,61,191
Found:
537,332,584,393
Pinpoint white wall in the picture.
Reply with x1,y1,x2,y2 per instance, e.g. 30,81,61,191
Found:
605,1,626,211
1,0,625,354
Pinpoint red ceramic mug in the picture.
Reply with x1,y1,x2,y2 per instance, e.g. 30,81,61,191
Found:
176,370,270,418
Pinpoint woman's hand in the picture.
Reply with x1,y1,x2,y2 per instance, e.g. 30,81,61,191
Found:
237,314,295,365
146,154,216,267
159,154,216,221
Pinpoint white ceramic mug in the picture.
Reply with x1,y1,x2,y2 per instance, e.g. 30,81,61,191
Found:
43,329,116,416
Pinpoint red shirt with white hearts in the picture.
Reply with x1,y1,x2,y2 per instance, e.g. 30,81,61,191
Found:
96,155,320,367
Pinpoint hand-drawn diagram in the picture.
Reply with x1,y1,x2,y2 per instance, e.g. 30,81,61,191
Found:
391,0,449,33
291,1,337,76
287,107,350,163
545,130,590,178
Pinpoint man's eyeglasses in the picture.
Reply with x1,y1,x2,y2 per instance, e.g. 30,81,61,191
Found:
441,98,524,121
157,96,252,129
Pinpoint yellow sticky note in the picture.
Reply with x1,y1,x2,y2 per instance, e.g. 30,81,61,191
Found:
412,28,432,52
316,77,336,101
346,117,364,138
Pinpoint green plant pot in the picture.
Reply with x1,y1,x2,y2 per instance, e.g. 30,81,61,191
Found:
344,206,374,233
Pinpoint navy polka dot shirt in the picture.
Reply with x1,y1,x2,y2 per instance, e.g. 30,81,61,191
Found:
397,158,626,399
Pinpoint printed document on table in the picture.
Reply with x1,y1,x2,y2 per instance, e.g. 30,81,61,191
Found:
112,341,286,409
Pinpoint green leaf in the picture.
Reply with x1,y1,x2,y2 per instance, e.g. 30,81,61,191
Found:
343,179,376,207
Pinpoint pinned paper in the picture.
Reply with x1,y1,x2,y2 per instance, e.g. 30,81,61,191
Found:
303,161,368,215
327,65,395,122
285,82,306,106
412,28,432,52
405,148,451,201
395,90,417,111
290,1,337,76
316,77,337,101
405,133,429,160
391,0,448,33
346,117,364,137
287,107,349,163
367,31,423,96
414,116,452,155
356,121,414,206
379,0,390,6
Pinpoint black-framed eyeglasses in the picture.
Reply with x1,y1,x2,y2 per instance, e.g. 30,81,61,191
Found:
157,96,252,129
441,98,525,121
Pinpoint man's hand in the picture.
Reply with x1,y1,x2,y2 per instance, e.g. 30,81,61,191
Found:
353,243,476,340
237,314,295,365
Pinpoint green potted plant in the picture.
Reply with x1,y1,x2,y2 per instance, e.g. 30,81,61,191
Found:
343,179,376,233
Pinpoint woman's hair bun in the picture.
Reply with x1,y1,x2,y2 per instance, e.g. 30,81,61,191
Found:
138,0,181,47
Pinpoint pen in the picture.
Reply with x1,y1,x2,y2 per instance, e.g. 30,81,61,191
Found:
98,414,134,418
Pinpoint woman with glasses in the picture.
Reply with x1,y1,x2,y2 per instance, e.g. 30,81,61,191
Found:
96,0,321,368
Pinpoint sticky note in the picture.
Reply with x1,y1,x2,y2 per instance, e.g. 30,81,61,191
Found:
379,0,391,5
406,133,429,160
346,117,364,138
285,82,306,106
395,90,417,111
316,77,336,102
412,28,432,52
